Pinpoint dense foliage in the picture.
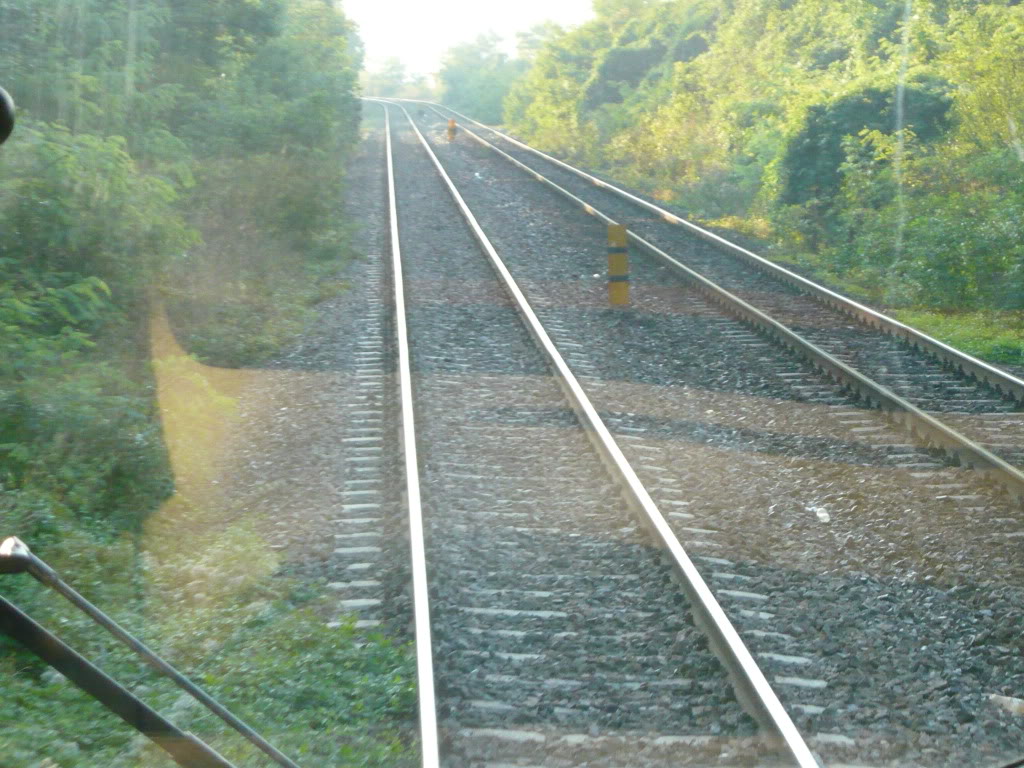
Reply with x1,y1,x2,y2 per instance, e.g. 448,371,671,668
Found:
1,0,362,535
498,0,1024,360
0,2,414,765
362,57,435,99
438,35,529,124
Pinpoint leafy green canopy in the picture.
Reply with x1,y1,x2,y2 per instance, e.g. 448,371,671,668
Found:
439,34,528,124
0,0,363,539
0,2,417,765
779,77,952,207
504,0,1024,323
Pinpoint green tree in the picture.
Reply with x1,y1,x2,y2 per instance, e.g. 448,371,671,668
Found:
504,17,615,153
593,0,658,22
940,4,1024,161
778,77,952,208
501,0,1024,316
0,0,364,543
439,34,527,124
517,22,564,61
362,57,412,97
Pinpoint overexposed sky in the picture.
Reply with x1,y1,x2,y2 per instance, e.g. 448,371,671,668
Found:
344,0,595,76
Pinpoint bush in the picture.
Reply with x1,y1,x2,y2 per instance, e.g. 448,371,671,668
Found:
0,123,196,299
894,309,1024,367
163,151,352,367
778,76,952,209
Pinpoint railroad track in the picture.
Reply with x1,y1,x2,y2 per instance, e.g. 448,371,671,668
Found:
368,101,1024,767
303,123,411,639
412,102,1024,500
366,100,823,767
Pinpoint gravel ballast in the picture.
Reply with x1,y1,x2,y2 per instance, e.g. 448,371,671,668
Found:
384,108,793,767
405,108,1024,768
445,112,1024,473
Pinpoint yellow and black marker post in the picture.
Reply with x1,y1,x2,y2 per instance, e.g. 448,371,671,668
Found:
607,224,629,306
447,118,457,142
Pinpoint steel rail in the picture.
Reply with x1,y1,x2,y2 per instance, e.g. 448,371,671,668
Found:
387,99,821,768
413,100,1024,405
370,99,441,768
410,104,1024,501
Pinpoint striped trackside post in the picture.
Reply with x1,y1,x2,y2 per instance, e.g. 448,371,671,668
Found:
447,118,456,141
608,224,629,305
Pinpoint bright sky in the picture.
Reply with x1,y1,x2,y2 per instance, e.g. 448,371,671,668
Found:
344,0,595,76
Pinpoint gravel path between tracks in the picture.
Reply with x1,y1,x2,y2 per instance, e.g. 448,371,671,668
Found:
453,117,1024,473
386,111,793,767
414,111,1024,768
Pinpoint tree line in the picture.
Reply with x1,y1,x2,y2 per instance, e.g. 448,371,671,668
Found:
436,0,1024,360
0,0,361,567
1,3,388,763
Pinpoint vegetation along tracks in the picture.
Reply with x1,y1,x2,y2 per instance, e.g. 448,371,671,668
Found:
417,102,1024,499
369,99,820,767
382,102,1024,766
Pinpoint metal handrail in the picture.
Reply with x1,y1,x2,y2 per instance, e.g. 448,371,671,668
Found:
0,85,14,145
0,593,236,768
0,537,302,768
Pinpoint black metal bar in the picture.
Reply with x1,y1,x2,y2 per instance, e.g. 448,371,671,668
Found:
0,537,302,768
0,85,14,145
0,594,236,768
